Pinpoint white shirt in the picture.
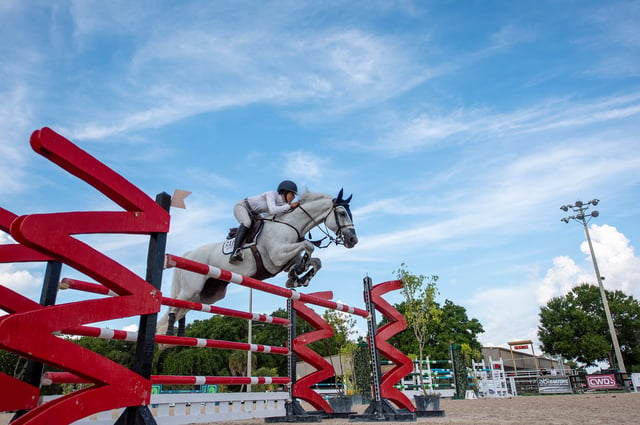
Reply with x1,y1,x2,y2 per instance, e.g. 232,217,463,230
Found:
246,191,291,215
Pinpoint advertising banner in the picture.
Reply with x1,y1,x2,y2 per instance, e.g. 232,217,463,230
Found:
586,374,618,390
630,373,640,392
537,376,572,394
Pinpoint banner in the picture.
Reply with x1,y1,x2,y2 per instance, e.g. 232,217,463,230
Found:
537,376,572,394
630,373,640,392
586,374,617,390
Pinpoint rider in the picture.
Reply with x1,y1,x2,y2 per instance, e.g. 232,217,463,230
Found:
229,180,299,263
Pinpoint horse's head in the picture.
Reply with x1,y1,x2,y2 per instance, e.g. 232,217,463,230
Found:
328,189,358,248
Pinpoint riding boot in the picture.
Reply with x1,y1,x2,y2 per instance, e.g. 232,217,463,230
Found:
229,224,249,263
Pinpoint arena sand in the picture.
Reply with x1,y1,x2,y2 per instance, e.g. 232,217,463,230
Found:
1,393,638,425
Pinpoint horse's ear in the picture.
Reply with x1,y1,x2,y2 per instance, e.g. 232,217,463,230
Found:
344,194,352,204
336,188,344,203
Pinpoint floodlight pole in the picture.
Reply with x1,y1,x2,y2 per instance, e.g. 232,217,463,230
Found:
560,200,626,374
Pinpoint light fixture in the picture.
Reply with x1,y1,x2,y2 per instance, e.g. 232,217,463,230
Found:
559,198,626,374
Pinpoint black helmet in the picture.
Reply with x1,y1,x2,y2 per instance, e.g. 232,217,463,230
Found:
277,180,298,194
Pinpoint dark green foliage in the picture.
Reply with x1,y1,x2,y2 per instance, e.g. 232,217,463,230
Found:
0,349,20,377
538,283,640,369
386,300,484,362
309,309,357,358
352,343,372,400
75,337,136,369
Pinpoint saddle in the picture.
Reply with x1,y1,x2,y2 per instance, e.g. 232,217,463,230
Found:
225,219,273,281
226,218,264,245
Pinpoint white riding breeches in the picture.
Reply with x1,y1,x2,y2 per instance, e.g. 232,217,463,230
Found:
234,201,252,227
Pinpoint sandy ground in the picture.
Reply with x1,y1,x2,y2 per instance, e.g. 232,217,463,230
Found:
218,393,640,425
2,393,638,425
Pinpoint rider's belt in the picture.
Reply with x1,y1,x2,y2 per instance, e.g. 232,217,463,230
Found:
244,199,258,218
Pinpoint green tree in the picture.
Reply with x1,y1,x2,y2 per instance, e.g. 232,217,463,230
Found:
387,301,484,363
538,283,640,369
155,314,248,383
0,350,20,377
252,307,316,376
395,264,441,395
156,307,313,381
252,366,280,392
432,300,484,362
310,309,357,357
75,337,136,368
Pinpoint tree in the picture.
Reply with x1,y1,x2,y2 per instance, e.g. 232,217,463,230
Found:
228,350,257,392
538,283,640,369
0,349,20,377
432,300,484,362
75,337,136,369
395,264,441,395
387,300,484,363
252,366,280,392
310,309,357,357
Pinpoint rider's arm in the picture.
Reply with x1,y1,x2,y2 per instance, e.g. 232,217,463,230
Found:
265,191,292,215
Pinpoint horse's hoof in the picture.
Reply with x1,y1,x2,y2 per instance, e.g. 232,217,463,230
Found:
286,279,298,288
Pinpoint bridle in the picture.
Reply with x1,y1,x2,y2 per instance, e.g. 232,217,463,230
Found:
302,202,354,248
266,201,354,248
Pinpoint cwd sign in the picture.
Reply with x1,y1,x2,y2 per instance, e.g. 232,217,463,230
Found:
586,374,618,389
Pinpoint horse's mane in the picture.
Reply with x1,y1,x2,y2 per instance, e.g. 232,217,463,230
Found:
298,189,332,204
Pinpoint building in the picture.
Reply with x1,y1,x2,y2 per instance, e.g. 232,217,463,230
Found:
482,346,567,374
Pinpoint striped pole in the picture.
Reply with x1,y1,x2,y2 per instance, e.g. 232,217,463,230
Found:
42,372,289,386
61,325,289,354
165,254,370,318
60,277,290,325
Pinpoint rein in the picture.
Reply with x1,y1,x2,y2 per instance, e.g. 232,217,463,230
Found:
265,203,349,248
298,203,351,248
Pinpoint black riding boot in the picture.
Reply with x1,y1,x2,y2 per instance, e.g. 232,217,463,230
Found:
229,224,249,263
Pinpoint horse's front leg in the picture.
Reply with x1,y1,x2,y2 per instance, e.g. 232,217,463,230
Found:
284,242,315,288
297,257,322,287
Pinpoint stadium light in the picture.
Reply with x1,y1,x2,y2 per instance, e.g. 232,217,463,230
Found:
560,199,626,374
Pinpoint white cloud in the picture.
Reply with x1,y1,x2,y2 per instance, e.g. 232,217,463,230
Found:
537,256,584,304
368,91,640,154
538,224,640,303
0,264,42,293
466,225,640,350
122,323,138,333
0,233,15,244
466,284,541,347
582,224,640,297
0,85,33,195
284,151,329,181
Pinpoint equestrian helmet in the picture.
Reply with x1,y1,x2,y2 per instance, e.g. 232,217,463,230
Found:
277,180,298,194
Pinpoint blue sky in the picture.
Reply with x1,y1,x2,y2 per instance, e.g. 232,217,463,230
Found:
2,1,640,357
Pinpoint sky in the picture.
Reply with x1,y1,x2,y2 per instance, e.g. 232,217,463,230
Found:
1,1,640,361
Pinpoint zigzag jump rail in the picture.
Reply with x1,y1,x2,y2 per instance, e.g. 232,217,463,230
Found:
291,292,336,414
1,128,171,425
0,128,419,425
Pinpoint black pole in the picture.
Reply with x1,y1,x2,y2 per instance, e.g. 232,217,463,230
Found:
12,260,63,421
115,192,171,425
362,276,386,419
286,298,297,417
